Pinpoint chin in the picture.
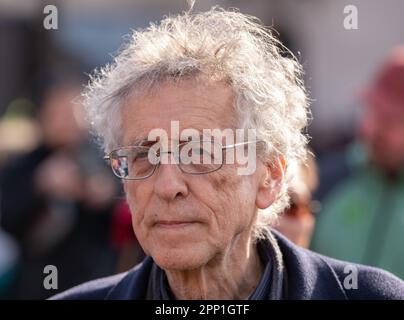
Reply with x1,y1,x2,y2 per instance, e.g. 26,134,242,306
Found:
151,243,211,271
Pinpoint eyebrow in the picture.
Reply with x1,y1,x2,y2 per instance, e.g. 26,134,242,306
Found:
129,132,220,147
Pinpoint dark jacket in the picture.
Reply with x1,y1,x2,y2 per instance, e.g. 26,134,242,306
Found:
51,231,404,300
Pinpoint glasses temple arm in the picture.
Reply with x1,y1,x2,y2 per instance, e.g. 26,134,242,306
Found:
221,140,264,150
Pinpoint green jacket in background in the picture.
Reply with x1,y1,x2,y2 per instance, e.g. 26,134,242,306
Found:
311,143,404,280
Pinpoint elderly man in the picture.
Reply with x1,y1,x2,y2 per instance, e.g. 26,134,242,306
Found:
53,8,404,300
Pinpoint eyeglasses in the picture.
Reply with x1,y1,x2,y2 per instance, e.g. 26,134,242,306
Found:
104,140,263,180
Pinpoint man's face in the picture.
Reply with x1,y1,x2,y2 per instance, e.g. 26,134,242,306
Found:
121,79,267,271
359,102,404,171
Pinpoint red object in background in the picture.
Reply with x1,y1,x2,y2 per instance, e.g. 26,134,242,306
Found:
110,200,136,248
361,46,404,116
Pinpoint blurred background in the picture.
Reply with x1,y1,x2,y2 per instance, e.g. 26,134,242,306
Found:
0,0,403,299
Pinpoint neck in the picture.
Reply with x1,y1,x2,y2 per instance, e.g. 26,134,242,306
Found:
165,232,264,300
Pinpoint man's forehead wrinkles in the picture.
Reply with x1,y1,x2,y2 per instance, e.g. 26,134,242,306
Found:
125,128,238,147
125,116,235,139
126,107,229,125
147,104,229,120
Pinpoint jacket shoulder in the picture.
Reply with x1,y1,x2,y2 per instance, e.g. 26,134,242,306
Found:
49,272,128,300
320,254,404,300
49,258,152,300
272,229,404,300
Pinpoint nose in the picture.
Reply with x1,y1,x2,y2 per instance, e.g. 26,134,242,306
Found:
153,156,189,202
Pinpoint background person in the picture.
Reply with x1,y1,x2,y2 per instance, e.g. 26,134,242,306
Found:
311,47,404,280
0,77,119,299
274,152,318,248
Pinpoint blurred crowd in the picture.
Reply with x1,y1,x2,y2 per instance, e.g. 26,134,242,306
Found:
0,2,403,299
0,75,141,299
311,47,404,279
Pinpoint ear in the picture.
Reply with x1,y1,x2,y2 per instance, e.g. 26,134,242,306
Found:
255,155,286,209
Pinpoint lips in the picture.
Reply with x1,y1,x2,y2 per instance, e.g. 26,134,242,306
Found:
154,220,197,228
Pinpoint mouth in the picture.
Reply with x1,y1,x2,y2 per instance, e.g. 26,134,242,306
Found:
154,220,198,229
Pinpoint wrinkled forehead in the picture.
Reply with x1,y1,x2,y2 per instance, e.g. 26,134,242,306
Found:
121,79,239,146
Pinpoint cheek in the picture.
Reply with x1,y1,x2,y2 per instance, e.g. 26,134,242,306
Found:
233,179,258,224
204,169,258,236
124,181,152,234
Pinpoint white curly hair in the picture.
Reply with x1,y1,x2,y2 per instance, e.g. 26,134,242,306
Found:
83,7,311,239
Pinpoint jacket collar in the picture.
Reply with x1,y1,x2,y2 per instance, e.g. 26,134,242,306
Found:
272,230,348,300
